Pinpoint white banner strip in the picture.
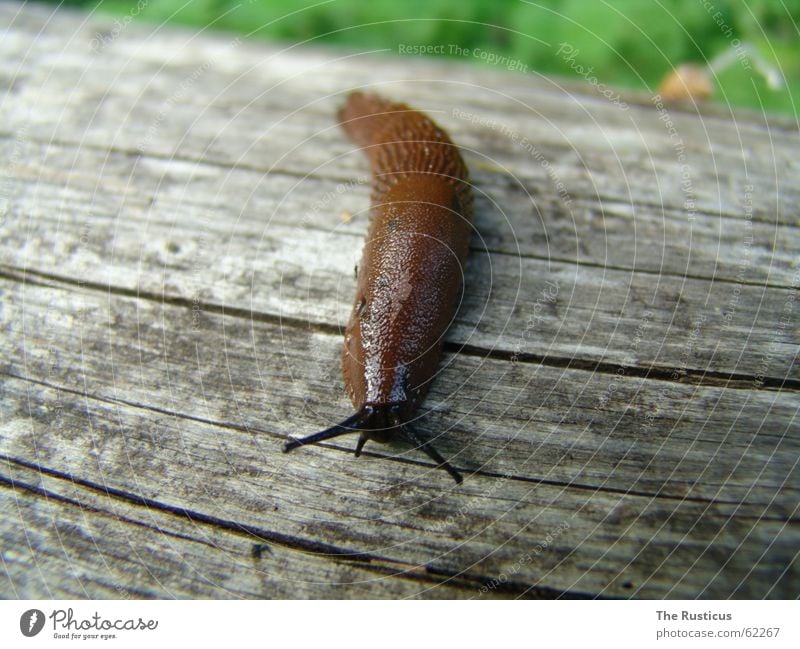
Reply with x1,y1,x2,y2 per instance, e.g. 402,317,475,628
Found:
2,600,798,648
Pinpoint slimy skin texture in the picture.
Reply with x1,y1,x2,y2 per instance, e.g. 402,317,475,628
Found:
284,91,473,483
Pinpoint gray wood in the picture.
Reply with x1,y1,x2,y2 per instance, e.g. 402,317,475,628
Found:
0,2,798,599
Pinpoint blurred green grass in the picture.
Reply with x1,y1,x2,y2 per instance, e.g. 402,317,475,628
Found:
51,0,798,116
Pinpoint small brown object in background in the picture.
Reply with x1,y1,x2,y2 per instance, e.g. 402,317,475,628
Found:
658,64,714,102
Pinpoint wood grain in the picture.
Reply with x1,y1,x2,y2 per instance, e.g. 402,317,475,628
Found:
1,2,798,599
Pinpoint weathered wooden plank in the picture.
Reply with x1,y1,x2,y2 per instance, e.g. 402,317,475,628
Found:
3,372,797,600
2,276,798,598
1,1,798,601
1,37,795,234
1,4,797,393
1,128,796,292
3,275,798,509
0,4,797,229
0,464,485,599
5,137,795,289
1,142,797,383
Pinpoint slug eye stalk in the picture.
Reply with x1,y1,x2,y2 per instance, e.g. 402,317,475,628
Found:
283,406,463,484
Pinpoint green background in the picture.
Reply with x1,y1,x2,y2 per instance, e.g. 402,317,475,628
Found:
50,0,798,116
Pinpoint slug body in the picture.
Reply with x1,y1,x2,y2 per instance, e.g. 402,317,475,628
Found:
284,92,473,483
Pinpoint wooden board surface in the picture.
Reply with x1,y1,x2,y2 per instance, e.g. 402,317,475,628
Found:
1,2,798,599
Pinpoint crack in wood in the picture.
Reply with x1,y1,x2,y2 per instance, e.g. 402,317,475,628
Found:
2,265,795,391
0,470,219,550
0,455,598,599
453,344,800,392
3,372,794,513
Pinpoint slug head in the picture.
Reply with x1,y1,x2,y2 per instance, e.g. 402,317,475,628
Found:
283,404,463,484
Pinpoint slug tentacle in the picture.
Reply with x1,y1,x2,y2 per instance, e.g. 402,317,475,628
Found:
282,410,367,453
284,405,462,484
354,433,369,458
392,412,463,485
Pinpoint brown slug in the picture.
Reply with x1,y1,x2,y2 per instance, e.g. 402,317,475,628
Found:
283,91,473,483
